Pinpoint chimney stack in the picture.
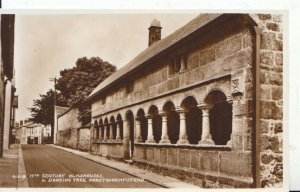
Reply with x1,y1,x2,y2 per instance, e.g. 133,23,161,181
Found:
148,19,162,46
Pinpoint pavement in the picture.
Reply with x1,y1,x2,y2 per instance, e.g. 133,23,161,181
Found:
0,144,28,188
50,144,198,188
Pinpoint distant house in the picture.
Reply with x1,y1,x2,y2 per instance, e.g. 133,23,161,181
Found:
15,120,51,144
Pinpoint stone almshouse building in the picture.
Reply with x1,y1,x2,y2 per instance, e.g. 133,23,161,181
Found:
87,14,283,188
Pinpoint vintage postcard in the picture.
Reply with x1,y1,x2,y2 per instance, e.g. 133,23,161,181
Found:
0,9,288,191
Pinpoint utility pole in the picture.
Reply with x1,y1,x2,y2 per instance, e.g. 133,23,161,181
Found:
50,77,57,106
49,77,56,144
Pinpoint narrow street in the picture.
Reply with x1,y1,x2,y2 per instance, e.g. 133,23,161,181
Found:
21,145,160,188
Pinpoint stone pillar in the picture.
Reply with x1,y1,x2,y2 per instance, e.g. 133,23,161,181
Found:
90,125,96,141
123,120,130,159
94,125,100,140
135,116,142,142
109,123,114,141
145,115,155,143
198,104,215,145
226,99,238,149
99,125,102,141
123,120,130,139
176,109,189,144
116,121,121,142
159,112,170,143
103,124,108,141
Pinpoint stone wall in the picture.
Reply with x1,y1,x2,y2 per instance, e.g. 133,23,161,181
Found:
57,129,77,149
251,14,283,187
57,108,80,149
78,127,91,151
57,107,91,151
57,108,81,132
134,145,253,188
91,142,124,160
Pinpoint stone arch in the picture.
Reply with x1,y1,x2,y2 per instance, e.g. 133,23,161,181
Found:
137,108,147,142
137,108,146,116
125,110,134,120
163,101,176,111
163,101,180,144
162,99,174,110
203,88,230,104
148,105,162,143
118,110,126,120
181,96,202,144
148,105,158,115
110,115,115,122
104,117,109,124
116,113,123,121
179,94,198,108
204,90,232,145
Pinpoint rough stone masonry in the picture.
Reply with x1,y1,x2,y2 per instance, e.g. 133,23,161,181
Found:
56,14,284,188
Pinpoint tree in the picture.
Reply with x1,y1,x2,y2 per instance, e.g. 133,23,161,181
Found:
29,57,116,141
55,57,116,125
29,90,67,141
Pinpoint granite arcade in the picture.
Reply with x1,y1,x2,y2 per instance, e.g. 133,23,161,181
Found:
56,13,283,188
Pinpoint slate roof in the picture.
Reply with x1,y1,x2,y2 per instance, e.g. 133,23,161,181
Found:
87,14,223,101
19,121,35,128
25,123,40,128
55,105,70,117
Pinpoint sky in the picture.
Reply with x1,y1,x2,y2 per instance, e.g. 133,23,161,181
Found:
14,13,198,122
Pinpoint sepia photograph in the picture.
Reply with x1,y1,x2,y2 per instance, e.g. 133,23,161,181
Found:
0,11,285,190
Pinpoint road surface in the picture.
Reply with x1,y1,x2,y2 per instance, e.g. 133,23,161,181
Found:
22,145,160,188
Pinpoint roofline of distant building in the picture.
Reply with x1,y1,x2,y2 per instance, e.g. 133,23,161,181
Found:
55,105,71,118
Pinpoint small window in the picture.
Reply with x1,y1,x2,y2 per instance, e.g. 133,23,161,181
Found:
101,97,106,105
169,55,186,75
171,56,181,74
125,81,134,94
